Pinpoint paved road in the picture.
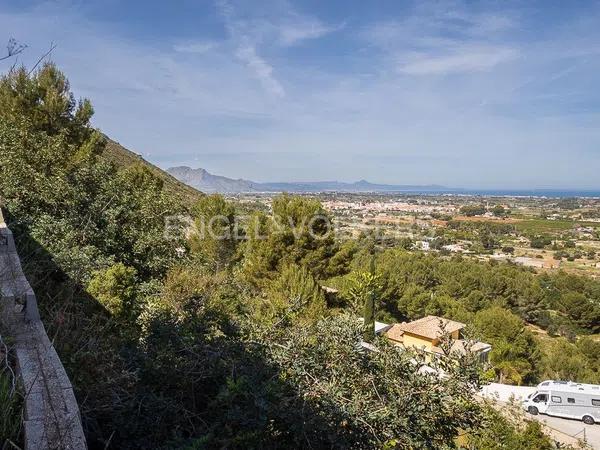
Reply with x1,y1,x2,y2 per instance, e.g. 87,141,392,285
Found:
481,383,600,449
538,414,599,448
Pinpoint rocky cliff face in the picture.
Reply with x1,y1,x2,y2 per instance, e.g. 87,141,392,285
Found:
166,166,260,193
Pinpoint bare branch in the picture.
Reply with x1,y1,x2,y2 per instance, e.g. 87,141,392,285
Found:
28,42,57,75
0,38,27,62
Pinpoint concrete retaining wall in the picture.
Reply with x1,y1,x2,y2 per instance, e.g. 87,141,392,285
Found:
0,209,86,449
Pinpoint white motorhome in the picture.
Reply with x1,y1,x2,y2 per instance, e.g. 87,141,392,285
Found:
522,380,600,425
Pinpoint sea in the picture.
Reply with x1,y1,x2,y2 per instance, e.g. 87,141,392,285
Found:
443,189,600,198
385,189,600,198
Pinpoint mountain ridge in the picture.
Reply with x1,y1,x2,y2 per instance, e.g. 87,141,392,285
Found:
166,165,448,193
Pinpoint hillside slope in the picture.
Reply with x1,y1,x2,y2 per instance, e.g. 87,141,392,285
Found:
103,138,203,204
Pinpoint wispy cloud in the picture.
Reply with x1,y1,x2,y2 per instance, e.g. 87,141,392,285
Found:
234,41,285,97
173,41,216,54
278,15,343,46
216,0,286,97
365,3,518,75
213,0,342,96
365,9,515,47
218,0,341,46
398,45,518,75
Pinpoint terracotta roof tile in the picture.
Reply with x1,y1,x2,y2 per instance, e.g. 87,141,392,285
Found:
394,315,465,340
384,324,405,342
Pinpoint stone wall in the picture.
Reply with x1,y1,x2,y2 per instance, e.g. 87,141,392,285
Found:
0,209,86,449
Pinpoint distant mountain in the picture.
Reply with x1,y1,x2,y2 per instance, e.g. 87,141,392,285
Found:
167,166,262,193
166,166,448,193
260,179,448,193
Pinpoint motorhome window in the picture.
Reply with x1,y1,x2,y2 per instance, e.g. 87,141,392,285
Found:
534,394,547,403
592,399,600,406
567,398,575,403
551,396,562,403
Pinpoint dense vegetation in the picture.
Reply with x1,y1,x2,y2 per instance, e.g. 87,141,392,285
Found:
0,64,587,449
102,138,203,205
328,247,599,385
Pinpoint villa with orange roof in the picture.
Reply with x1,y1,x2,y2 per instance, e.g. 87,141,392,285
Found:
380,315,491,363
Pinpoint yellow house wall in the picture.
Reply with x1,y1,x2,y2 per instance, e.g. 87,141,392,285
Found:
402,333,434,351
402,330,459,350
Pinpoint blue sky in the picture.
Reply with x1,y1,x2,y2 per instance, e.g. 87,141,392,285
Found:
2,0,600,188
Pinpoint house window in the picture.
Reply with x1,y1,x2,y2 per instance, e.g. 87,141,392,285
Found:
592,399,600,406
567,398,575,404
551,396,562,403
